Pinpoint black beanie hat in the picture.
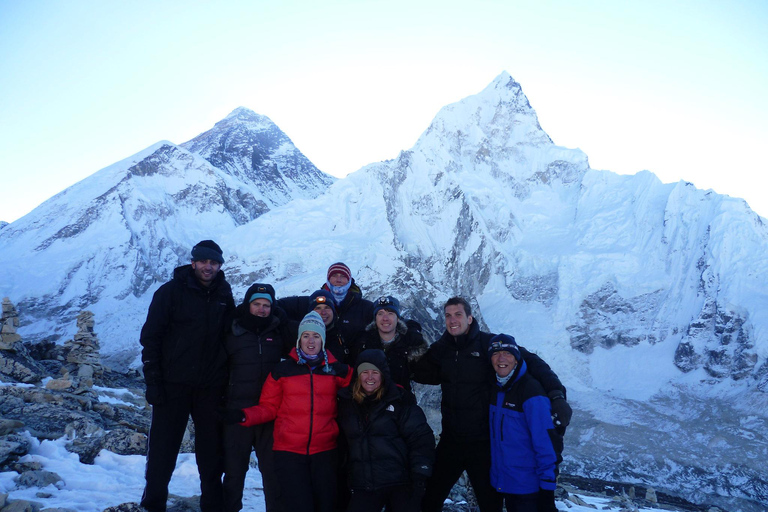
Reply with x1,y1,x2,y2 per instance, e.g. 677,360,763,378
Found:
355,349,391,381
487,333,521,361
242,283,276,307
191,240,224,264
309,289,337,315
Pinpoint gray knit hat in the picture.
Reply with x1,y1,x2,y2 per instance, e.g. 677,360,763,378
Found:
297,311,326,349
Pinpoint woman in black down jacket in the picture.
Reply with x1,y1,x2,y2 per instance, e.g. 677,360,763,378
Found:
337,349,435,512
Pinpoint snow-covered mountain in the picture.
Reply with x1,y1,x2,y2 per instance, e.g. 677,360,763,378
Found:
0,112,334,367
2,72,767,510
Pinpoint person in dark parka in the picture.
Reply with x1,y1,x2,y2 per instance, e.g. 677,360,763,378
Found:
223,311,353,512
412,297,570,512
222,283,294,512
277,262,374,363
140,240,235,512
338,349,435,512
349,296,428,394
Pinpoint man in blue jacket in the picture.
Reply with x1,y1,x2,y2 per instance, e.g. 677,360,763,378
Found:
488,334,559,512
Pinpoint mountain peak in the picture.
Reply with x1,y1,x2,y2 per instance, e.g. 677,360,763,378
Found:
221,106,273,125
411,71,553,165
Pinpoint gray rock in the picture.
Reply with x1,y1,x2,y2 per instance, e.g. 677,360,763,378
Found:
15,470,63,489
101,429,146,456
10,461,42,473
101,504,144,512
0,418,25,436
1,499,43,512
0,433,31,467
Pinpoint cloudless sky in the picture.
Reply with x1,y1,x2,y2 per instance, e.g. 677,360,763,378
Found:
1,0,766,223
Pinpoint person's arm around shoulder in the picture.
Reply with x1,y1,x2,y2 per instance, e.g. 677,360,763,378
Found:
410,336,443,385
335,363,353,389
273,304,299,357
403,320,429,363
276,295,310,322
519,346,572,428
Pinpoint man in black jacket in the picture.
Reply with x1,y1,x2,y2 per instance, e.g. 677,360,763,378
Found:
139,240,235,512
349,295,428,394
412,297,571,512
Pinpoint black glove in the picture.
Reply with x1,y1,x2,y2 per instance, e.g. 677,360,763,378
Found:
218,407,246,425
410,478,427,500
405,319,422,333
142,362,165,405
537,488,557,512
548,390,572,428
145,383,166,406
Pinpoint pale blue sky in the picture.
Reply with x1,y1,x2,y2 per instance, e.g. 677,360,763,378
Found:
1,0,766,222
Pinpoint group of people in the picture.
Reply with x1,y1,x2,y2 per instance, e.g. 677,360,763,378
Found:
139,240,572,512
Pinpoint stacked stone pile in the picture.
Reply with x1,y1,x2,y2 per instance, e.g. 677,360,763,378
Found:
0,300,157,511
0,298,44,383
46,310,104,393
0,298,21,349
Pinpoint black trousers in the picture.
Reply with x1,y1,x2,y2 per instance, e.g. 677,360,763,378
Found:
502,492,537,512
421,437,502,512
141,383,225,512
274,449,338,512
347,484,423,512
223,421,281,512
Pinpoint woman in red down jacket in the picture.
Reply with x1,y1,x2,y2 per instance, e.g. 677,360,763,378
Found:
227,310,352,512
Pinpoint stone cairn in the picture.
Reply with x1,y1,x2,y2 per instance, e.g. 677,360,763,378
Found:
0,297,21,350
47,310,104,392
0,297,43,384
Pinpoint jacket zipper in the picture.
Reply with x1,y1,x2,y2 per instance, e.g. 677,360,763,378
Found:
307,367,314,455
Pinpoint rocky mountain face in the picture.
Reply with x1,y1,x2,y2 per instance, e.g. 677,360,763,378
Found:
181,107,334,206
0,72,767,510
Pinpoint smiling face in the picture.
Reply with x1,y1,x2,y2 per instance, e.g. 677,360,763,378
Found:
359,369,382,395
491,351,517,378
444,304,472,336
299,331,323,356
313,304,334,326
375,309,398,338
249,298,272,318
191,259,221,287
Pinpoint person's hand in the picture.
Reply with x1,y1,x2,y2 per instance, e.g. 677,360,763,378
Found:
537,488,557,512
218,408,246,425
548,390,572,427
145,383,165,406
405,319,422,332
410,478,427,500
